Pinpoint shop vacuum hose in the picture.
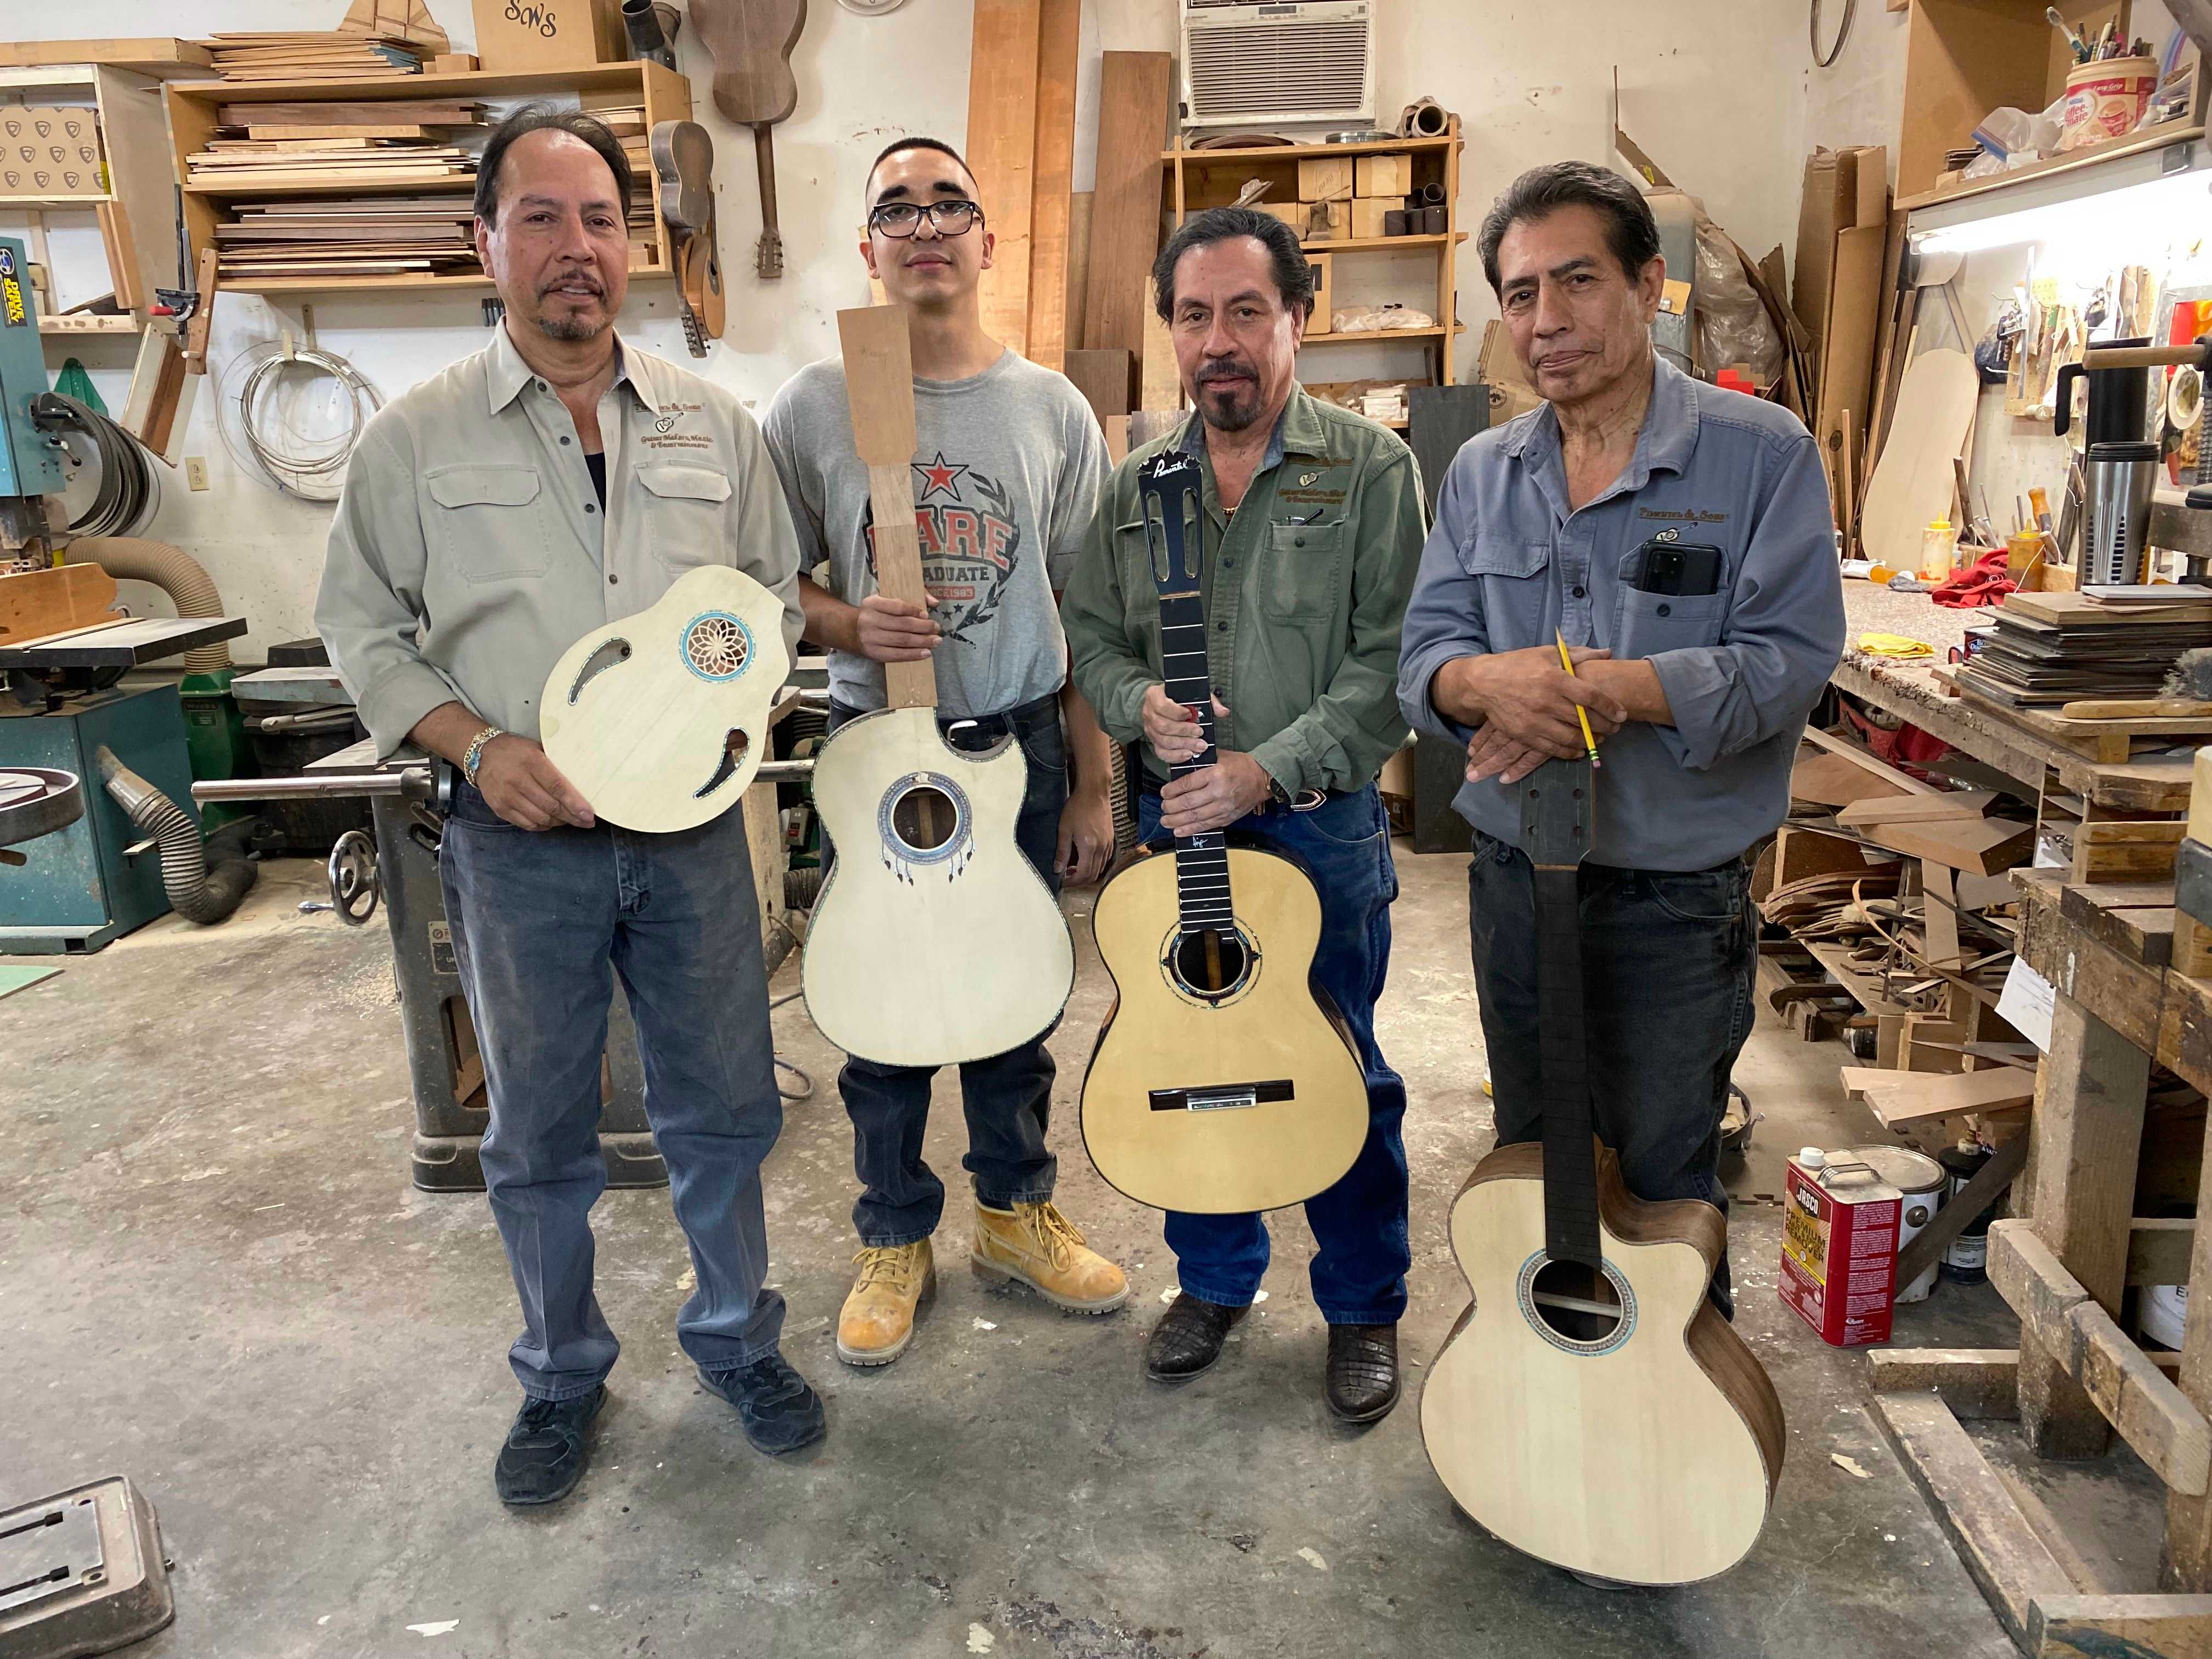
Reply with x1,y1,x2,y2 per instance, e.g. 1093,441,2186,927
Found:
95,746,256,925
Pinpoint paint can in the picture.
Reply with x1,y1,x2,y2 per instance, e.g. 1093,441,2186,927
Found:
1780,1148,1901,1347
1937,1139,1996,1283
2143,1283,2190,1351
1853,1144,1947,1303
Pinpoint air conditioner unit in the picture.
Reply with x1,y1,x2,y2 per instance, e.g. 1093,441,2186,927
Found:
1180,1,1376,129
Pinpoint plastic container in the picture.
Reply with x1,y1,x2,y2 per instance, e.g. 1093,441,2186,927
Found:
1920,516,1960,582
2143,1282,2189,1350
1938,1139,1997,1284
2058,56,2159,153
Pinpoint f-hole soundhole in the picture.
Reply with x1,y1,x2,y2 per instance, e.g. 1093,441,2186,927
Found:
694,728,752,799
1171,927,1249,1000
1530,1259,1624,1345
891,786,956,851
568,637,632,703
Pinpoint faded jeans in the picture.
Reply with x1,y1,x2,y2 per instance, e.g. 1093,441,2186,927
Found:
1465,828,1757,1316
1136,783,1412,1325
439,778,786,1401
824,695,1068,1245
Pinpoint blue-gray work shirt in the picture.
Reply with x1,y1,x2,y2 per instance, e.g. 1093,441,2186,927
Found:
1395,355,1844,871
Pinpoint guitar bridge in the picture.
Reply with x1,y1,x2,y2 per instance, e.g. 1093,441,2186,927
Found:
1149,1080,1294,1113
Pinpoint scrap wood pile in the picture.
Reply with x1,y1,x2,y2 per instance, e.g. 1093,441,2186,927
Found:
194,0,449,82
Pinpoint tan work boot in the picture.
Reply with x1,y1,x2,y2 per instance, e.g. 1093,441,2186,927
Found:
970,1200,1130,1313
836,1238,935,1368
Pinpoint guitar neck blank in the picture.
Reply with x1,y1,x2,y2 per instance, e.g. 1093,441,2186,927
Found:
838,305,936,711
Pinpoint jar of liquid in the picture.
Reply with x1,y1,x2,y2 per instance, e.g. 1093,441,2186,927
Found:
1920,516,1960,582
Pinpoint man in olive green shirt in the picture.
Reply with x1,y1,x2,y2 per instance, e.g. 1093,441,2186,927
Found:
1062,205,1425,1424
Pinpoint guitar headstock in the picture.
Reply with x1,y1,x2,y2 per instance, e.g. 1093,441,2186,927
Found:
1517,758,1595,871
1137,451,1203,601
754,228,784,280
835,303,916,467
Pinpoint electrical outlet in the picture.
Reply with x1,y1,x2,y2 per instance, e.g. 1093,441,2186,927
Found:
184,456,208,491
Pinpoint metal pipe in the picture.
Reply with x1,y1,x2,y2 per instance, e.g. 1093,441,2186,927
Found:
191,758,815,805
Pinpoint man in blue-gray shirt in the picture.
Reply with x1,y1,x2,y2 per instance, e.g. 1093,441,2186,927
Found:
1397,162,1843,1313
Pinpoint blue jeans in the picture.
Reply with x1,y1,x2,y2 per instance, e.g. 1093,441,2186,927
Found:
1465,829,1757,1316
439,778,786,1400
825,696,1067,1245
1136,784,1411,1325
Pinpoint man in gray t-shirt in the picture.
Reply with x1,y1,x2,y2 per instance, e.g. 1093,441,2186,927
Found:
762,136,1128,1373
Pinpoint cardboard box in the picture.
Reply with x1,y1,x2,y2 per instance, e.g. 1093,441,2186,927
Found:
1298,156,1353,201
1354,153,1410,197
1779,1150,1900,1347
1350,197,1393,240
1256,201,1304,230
1303,199,1348,242
1791,144,1886,350
0,106,104,196
471,0,625,72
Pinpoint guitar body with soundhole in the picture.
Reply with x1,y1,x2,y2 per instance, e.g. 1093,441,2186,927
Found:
799,304,1073,1066
651,120,725,356
538,563,790,833
1076,451,1367,1214
1418,759,1784,1585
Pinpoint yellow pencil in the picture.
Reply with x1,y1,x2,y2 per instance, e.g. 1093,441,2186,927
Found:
1555,628,1602,769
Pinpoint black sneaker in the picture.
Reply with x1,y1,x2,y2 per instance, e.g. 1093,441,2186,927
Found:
494,1385,605,1506
697,1353,826,1455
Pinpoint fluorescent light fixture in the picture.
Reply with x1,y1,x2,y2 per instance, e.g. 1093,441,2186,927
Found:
1911,162,2211,257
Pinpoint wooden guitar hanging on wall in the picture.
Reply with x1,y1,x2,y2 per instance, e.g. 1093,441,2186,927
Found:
1077,452,1367,1215
799,304,1074,1065
688,0,805,280
538,564,791,833
1419,760,1785,1585
650,120,724,357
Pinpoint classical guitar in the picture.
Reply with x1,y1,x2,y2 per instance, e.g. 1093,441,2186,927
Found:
800,304,1073,1066
538,563,791,833
650,119,724,357
687,0,805,280
1077,452,1367,1215
1419,761,1785,1584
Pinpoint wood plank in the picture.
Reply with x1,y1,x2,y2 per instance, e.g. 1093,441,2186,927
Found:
2167,1039,2212,1587
1801,725,1942,794
2062,881,2179,967
1894,1135,2029,1292
1065,189,1093,353
964,0,1042,359
1062,347,1133,427
1925,860,1963,969
1022,0,1080,371
0,566,119,645
1841,1065,2035,1126
837,305,933,712
1835,789,1997,827
1792,748,1912,808
2018,995,2154,1458
1861,812,2037,876
1872,1391,2077,1647
1083,52,1173,362
2132,1218,2197,1289
0,38,213,71
1869,1348,2021,1419
2027,1595,2212,1659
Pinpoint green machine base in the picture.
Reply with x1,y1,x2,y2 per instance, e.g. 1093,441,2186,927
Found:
0,683,198,953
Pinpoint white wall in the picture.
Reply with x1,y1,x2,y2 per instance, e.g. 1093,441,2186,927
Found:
15,0,1818,658
1798,1,1912,182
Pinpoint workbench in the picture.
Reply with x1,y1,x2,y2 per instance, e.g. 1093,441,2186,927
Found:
1871,867,2212,1654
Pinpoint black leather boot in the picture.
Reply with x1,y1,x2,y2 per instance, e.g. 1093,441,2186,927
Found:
1325,1323,1401,1423
1145,1292,1248,1381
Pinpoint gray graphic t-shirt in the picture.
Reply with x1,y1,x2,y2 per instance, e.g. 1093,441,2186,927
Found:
762,349,1109,719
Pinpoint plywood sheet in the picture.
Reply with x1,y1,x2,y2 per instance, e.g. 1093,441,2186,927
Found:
1860,348,1979,572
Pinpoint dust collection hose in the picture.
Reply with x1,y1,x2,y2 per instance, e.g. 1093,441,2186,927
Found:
94,746,256,925
63,537,234,675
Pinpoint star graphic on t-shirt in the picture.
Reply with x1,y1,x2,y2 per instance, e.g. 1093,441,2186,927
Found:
912,451,969,501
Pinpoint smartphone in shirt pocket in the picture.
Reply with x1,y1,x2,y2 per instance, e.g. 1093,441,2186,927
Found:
1615,535,1729,659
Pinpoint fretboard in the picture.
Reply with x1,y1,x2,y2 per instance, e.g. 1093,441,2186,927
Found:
1534,864,1602,1268
1158,583,1232,933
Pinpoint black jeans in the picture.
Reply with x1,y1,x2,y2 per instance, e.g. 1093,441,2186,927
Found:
824,695,1067,1245
1465,829,1756,1315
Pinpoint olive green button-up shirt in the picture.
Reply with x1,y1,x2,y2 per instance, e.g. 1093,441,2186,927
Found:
1061,386,1425,795
317,324,805,756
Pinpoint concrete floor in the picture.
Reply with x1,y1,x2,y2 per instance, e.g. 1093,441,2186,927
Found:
1,843,2049,1657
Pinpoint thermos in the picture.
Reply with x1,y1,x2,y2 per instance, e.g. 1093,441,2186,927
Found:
2056,338,2158,583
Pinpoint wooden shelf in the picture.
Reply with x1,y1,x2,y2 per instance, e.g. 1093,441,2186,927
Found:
40,313,139,335
1166,133,1460,163
217,265,675,295
1901,122,2206,216
182,177,474,198
164,62,682,103
0,195,112,208
1300,232,1466,252
1302,324,1463,344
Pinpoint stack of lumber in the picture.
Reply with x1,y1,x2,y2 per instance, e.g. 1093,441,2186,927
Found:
198,32,425,80
215,196,478,280
1952,589,2212,709
185,138,473,191
582,99,659,264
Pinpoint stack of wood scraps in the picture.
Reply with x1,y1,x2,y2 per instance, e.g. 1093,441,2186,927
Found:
199,32,426,80
1951,589,2212,714
215,196,478,280
578,99,659,264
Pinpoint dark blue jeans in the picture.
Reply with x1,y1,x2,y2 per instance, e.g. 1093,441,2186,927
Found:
1465,829,1757,1316
1135,783,1411,1325
438,778,787,1401
825,696,1068,1245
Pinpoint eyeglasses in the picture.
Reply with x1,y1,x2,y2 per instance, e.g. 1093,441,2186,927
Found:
869,200,984,239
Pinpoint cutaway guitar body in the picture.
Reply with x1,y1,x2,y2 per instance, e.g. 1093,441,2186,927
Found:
1082,839,1366,1213
538,563,791,832
802,705,1072,1065
1420,1142,1786,1584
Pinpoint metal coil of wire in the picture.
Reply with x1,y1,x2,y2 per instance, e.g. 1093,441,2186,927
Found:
29,392,161,539
219,339,382,503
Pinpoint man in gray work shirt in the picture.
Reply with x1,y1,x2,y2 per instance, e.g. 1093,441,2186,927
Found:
317,109,825,1507
1397,162,1844,1313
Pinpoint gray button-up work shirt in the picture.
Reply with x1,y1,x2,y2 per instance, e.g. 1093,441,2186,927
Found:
1396,355,1844,871
317,324,805,755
